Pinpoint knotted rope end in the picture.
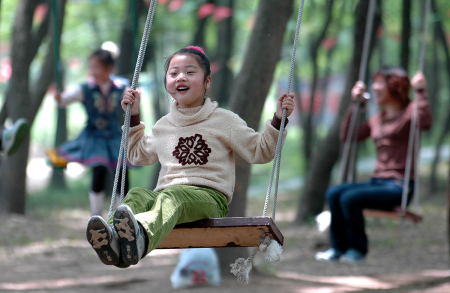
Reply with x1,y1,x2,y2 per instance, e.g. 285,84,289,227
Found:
265,239,283,262
230,257,252,285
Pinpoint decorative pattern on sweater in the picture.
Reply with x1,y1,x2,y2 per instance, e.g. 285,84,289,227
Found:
173,134,211,166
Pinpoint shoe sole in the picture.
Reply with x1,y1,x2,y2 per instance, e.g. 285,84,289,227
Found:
86,217,120,265
114,206,140,265
6,121,29,156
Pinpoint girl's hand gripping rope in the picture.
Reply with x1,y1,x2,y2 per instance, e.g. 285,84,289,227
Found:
276,93,295,119
122,89,141,115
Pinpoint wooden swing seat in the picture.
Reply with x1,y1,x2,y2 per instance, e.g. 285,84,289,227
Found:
363,207,423,223
46,148,68,168
156,216,284,249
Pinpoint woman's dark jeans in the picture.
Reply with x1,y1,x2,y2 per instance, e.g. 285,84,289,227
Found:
326,178,414,255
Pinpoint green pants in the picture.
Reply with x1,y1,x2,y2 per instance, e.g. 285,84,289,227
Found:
108,185,228,256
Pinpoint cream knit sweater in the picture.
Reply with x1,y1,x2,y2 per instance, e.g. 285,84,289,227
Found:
127,97,287,203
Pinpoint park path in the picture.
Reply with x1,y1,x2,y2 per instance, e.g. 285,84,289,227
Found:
0,211,449,293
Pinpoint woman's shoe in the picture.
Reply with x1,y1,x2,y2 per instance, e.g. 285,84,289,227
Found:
340,248,366,264
315,248,343,262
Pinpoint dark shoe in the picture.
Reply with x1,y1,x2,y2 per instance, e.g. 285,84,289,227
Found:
315,248,343,262
340,248,366,264
2,118,29,156
114,205,146,265
86,216,120,265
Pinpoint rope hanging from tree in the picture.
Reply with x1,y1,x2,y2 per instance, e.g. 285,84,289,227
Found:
337,0,376,184
108,0,158,219
400,0,431,213
230,0,306,284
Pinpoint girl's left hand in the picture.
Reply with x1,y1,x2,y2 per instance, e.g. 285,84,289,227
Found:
276,93,295,119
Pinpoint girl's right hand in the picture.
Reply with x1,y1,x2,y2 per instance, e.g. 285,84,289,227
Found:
122,89,140,115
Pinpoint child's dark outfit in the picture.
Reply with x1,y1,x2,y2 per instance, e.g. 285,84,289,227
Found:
58,79,130,215
326,90,432,258
96,97,287,265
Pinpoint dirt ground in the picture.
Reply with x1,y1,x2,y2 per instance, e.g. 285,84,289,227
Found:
0,195,449,293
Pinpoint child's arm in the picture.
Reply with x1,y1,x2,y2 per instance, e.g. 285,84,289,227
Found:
121,89,159,166
55,86,84,108
230,93,295,164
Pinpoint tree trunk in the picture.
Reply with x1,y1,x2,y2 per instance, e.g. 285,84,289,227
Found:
116,0,146,79
429,0,450,194
400,0,411,71
51,0,67,189
294,0,381,224
0,0,67,215
192,0,216,48
304,0,335,170
447,123,450,266
216,0,293,275
212,0,234,107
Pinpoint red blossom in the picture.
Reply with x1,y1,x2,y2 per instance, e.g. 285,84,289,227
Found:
213,6,232,22
168,0,184,12
198,3,216,19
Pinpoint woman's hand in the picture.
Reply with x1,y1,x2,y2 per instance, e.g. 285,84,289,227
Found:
411,71,427,90
351,81,367,101
351,81,368,106
121,89,140,115
276,93,295,119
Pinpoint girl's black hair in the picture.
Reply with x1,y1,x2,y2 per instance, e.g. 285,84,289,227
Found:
163,47,211,90
90,49,115,67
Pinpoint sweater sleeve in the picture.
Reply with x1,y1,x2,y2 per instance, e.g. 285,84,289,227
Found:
340,103,371,143
59,85,84,108
229,114,286,164
126,122,159,166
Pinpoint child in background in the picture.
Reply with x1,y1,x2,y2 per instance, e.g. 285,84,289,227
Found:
86,46,295,268
55,49,130,216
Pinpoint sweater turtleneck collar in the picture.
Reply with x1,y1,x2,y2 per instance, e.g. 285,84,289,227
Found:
167,97,218,127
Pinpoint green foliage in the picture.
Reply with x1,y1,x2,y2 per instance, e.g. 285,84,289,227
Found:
2,0,450,215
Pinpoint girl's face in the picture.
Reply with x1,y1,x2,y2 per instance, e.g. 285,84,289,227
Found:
89,57,113,83
166,54,211,108
372,75,390,105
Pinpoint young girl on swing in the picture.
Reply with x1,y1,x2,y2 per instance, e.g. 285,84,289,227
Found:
55,49,130,216
86,46,295,267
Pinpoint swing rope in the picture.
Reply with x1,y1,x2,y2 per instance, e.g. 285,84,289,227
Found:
108,0,158,219
263,0,305,221
231,0,306,284
400,0,430,212
337,0,376,184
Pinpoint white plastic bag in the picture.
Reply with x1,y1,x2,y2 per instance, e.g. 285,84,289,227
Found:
170,248,221,289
